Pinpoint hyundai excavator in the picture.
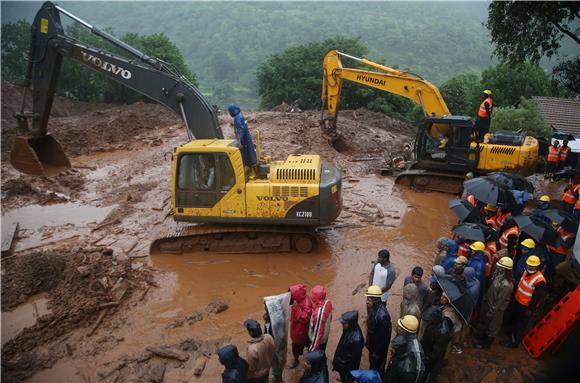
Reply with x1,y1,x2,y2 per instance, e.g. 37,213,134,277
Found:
321,50,538,193
11,1,342,253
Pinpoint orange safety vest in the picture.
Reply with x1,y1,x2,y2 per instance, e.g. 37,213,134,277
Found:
467,194,476,207
458,244,470,258
515,270,546,307
576,197,580,211
499,226,520,251
483,241,498,277
547,227,576,255
562,183,579,204
496,210,511,229
478,97,493,118
559,146,570,162
486,216,500,231
547,146,559,163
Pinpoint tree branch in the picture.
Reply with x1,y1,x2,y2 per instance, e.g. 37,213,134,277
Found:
550,20,580,44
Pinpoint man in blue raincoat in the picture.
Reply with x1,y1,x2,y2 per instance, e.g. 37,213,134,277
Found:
227,104,258,168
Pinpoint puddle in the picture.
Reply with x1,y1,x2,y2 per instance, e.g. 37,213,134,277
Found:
150,242,335,328
1,203,115,251
2,293,51,346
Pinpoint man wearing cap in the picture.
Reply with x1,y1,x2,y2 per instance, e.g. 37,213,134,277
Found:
475,257,514,349
368,249,397,305
244,319,275,383
503,255,546,348
475,90,493,142
531,195,551,224
364,286,392,378
384,315,425,383
448,255,468,290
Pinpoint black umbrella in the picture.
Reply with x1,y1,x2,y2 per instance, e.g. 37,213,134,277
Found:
463,177,517,209
437,275,474,323
452,223,499,242
487,172,534,193
544,209,579,233
513,215,560,246
449,199,483,224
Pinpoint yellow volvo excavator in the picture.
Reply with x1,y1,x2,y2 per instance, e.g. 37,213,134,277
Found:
321,50,538,193
11,2,342,253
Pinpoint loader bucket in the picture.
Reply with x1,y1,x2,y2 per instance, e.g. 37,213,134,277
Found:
10,135,71,176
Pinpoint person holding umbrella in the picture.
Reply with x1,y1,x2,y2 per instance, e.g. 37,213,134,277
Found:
475,257,514,349
503,255,547,348
546,222,576,280
560,176,580,214
440,293,465,355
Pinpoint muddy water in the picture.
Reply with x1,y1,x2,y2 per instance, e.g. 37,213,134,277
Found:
1,293,50,346
1,203,115,251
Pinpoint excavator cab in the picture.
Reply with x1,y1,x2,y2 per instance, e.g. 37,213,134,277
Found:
416,116,479,173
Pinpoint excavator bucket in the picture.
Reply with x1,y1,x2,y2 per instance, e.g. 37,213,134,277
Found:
10,135,71,177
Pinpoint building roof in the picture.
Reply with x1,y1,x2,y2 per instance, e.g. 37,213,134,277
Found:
532,96,580,136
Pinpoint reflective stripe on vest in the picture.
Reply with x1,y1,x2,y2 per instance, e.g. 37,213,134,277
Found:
547,229,576,255
478,97,492,118
562,184,579,204
483,242,497,277
458,244,470,258
486,216,500,231
515,271,546,306
496,211,511,229
547,146,559,162
467,195,476,207
559,146,570,162
499,227,519,249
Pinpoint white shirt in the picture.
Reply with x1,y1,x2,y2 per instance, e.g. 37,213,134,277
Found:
372,262,395,302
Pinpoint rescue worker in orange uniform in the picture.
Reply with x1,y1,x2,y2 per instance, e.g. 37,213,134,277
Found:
561,177,580,214
475,90,493,142
558,139,571,170
546,140,560,182
499,217,520,258
495,208,512,232
546,223,576,280
502,256,546,348
483,204,500,231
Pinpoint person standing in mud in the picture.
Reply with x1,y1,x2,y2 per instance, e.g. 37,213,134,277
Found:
384,315,425,383
218,344,249,383
288,284,312,369
399,283,422,321
364,285,392,378
263,304,283,382
308,285,333,352
403,266,430,312
369,249,397,305
475,257,514,349
244,319,275,383
332,310,365,383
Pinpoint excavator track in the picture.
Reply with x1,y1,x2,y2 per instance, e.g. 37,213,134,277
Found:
151,224,319,254
395,169,465,194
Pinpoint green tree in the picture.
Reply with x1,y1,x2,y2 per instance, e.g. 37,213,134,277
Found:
481,63,563,107
439,73,481,116
1,20,31,82
553,57,580,94
491,98,551,138
486,1,579,64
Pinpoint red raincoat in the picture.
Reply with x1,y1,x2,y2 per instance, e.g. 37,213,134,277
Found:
308,285,333,352
289,284,312,345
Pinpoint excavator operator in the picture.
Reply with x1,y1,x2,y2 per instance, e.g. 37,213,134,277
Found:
475,90,493,142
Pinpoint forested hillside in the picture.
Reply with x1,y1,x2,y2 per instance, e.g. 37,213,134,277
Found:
1,1,573,109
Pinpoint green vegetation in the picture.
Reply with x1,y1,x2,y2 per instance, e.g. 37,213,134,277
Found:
1,20,30,82
439,73,481,116
491,99,551,138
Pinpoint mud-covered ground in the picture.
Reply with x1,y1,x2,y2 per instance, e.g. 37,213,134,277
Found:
1,84,555,382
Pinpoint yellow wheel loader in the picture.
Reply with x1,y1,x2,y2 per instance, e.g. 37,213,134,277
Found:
11,2,342,253
321,50,538,193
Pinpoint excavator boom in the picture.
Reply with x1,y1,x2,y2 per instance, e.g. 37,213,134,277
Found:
12,1,222,176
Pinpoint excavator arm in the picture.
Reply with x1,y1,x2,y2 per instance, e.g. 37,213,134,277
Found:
321,50,450,133
12,1,222,176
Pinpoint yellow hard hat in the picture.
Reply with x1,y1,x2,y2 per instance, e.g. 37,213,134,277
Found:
539,195,550,203
497,257,514,270
397,315,419,333
483,89,492,95
521,238,536,249
365,285,383,297
484,204,497,212
470,241,485,252
526,255,541,267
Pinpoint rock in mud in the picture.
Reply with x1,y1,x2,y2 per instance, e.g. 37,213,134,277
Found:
146,346,190,362
205,300,229,314
146,360,166,383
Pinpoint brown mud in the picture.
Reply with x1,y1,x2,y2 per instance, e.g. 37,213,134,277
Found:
1,83,549,382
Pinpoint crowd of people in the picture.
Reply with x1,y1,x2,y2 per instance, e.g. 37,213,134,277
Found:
216,175,579,383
